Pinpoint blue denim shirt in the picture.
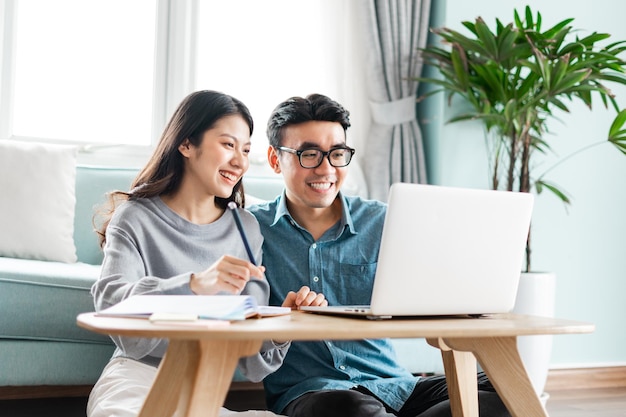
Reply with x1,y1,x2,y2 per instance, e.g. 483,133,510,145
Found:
249,192,418,414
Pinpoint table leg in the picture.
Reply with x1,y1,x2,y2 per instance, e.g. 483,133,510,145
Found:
443,337,548,417
427,338,478,417
138,339,263,417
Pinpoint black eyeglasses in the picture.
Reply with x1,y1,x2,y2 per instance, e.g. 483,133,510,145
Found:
277,146,355,169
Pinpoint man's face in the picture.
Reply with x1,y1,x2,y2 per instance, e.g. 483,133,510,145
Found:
269,120,348,211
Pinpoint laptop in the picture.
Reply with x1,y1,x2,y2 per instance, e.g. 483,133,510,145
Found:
300,182,534,319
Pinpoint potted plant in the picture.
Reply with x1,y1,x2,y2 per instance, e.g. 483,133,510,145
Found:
415,6,626,399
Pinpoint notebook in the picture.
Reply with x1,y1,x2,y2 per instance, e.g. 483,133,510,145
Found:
97,295,291,321
300,182,534,319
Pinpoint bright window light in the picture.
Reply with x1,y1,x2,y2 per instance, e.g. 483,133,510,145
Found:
12,0,157,145
195,0,346,159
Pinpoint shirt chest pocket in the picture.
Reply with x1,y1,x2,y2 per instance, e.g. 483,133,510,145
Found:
335,262,377,305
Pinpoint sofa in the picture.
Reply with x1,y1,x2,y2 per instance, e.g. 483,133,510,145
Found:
0,159,443,400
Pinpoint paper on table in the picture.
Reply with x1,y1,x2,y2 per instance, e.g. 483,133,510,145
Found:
97,295,291,321
148,313,232,328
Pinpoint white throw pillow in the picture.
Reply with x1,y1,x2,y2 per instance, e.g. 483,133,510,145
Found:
0,140,79,263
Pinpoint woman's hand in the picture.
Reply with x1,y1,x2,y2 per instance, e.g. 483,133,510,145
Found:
190,255,265,295
282,286,328,309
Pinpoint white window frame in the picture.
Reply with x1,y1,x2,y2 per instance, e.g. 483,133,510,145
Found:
0,0,17,141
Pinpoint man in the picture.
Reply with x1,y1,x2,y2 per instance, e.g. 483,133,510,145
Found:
248,94,510,417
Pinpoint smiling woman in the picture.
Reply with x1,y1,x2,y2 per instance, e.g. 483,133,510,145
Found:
87,90,297,417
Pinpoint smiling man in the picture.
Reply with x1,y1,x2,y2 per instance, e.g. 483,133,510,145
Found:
248,94,510,417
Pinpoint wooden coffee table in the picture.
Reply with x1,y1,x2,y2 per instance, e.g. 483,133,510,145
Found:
77,311,594,417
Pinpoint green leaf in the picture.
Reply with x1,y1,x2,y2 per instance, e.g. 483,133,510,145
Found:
593,73,626,86
608,132,626,154
536,10,542,32
439,29,493,57
474,17,499,58
514,8,523,29
576,32,611,47
542,18,575,39
552,69,592,94
525,6,534,30
609,109,626,138
548,26,572,53
549,97,570,112
535,180,571,204
495,18,505,36
496,24,519,62
461,21,477,36
603,41,626,56
548,56,572,90
450,46,469,89
533,50,551,88
472,63,505,99
503,99,518,121
446,113,484,123
559,41,584,56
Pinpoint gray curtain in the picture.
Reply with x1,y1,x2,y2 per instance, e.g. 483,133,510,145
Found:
360,0,431,201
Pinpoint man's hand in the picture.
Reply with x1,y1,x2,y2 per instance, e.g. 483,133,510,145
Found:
282,286,328,309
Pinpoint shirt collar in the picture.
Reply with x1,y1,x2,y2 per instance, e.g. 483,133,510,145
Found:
271,190,357,236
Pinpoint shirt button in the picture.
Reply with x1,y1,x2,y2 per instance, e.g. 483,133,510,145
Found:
312,243,317,249
339,365,346,370
313,276,319,282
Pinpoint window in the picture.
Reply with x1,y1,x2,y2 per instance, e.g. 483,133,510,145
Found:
195,0,367,167
5,0,158,146
0,0,367,167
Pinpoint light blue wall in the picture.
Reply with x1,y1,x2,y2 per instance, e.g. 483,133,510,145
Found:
420,0,626,368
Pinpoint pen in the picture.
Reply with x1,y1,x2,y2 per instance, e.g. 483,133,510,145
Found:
227,202,257,265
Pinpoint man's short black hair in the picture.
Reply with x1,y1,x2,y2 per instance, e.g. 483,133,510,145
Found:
266,93,351,148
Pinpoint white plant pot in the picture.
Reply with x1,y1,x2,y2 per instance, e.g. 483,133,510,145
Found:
512,271,556,400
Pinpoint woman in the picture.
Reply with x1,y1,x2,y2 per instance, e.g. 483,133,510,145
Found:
88,90,325,417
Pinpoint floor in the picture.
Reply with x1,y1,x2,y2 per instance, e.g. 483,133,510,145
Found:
0,390,261,417
545,387,626,417
1,396,88,417
2,387,625,416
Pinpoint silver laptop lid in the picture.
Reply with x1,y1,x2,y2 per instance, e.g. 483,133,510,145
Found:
369,183,534,317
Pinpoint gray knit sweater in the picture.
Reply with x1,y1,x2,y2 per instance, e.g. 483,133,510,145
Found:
91,196,288,382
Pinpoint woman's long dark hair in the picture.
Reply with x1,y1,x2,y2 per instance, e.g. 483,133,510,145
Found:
95,90,253,247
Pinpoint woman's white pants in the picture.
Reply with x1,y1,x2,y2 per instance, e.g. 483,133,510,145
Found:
87,357,283,417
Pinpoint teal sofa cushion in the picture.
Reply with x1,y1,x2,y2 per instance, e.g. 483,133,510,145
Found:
0,258,107,343
0,340,114,386
74,166,139,265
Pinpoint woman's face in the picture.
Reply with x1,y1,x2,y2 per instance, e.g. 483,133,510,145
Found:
181,114,251,198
